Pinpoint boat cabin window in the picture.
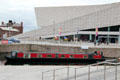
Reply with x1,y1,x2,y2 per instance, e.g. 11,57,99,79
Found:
39,55,42,58
61,55,65,58
70,55,73,58
47,55,52,58
11,51,17,57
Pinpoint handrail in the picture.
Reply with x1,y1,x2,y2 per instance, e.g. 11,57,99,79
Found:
42,59,118,73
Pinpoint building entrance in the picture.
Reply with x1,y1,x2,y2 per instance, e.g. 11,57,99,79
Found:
98,36,118,43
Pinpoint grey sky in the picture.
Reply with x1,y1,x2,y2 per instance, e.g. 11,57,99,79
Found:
0,0,120,32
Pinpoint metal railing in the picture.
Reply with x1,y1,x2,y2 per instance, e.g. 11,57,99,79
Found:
42,59,120,80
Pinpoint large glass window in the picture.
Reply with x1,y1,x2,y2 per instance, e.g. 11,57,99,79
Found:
80,25,120,32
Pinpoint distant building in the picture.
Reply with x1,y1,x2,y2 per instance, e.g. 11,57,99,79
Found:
0,20,23,39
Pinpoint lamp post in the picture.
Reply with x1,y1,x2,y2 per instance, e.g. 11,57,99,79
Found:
59,26,62,43
53,20,55,36
118,27,120,45
42,72,44,80
107,27,110,45
95,27,98,45
76,27,79,42
8,26,10,37
77,30,79,43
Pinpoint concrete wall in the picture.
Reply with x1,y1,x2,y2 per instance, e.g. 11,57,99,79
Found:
0,44,120,58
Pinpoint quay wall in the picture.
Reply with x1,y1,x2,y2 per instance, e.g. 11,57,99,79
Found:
0,44,120,60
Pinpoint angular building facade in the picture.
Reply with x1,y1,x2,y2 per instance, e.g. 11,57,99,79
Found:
15,2,120,44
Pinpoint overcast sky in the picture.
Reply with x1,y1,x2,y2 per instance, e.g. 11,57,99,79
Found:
0,0,120,32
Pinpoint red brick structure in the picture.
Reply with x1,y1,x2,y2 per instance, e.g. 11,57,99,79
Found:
0,20,23,39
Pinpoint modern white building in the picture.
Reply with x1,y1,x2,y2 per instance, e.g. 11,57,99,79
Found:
15,2,120,43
